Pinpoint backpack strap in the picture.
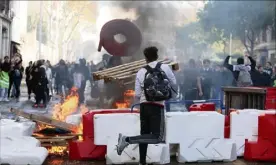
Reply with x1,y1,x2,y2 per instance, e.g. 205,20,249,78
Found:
144,65,153,73
155,62,162,69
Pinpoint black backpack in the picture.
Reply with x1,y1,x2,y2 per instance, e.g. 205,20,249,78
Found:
143,62,173,101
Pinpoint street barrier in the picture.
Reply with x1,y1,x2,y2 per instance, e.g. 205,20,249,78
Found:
230,109,276,156
244,113,276,162
69,109,138,160
0,119,48,165
0,119,36,136
68,108,276,163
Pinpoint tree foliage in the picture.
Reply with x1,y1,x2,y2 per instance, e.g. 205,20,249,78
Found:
198,1,276,56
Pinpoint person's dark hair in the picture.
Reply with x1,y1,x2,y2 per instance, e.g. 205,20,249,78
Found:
203,59,210,64
59,59,65,65
29,61,32,64
4,56,9,60
267,62,272,66
237,57,244,65
143,46,158,62
188,59,196,67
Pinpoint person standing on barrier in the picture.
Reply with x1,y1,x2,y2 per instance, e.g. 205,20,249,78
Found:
116,46,176,165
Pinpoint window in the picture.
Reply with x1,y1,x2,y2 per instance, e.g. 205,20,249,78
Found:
36,21,48,44
27,16,33,32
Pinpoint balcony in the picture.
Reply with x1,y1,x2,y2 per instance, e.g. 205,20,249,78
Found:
0,0,13,22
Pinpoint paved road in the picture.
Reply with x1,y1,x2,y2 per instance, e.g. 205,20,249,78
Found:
44,156,270,165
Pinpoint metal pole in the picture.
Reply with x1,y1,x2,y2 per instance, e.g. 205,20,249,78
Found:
229,33,232,56
229,33,232,64
38,0,43,60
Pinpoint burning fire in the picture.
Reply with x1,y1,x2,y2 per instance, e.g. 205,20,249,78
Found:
52,87,79,121
37,87,89,155
47,146,68,155
115,90,135,109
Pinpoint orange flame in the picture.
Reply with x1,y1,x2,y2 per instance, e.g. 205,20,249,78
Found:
38,87,89,155
115,90,135,109
48,146,68,155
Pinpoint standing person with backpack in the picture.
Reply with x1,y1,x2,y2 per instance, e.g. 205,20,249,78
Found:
223,54,256,87
116,46,177,165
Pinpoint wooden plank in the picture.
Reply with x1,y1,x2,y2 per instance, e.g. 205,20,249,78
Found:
93,59,179,82
34,135,77,140
39,139,68,143
41,142,68,147
10,108,78,132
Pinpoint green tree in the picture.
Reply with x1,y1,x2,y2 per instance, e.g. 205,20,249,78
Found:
198,1,276,57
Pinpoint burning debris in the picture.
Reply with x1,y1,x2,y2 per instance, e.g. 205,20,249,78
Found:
115,90,135,109
10,87,90,156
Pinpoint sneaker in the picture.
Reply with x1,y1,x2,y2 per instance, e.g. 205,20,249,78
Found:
32,104,38,108
4,98,9,102
39,104,46,108
116,133,129,155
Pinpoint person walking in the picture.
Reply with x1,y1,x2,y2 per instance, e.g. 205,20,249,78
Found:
116,46,177,165
0,56,11,102
25,61,33,100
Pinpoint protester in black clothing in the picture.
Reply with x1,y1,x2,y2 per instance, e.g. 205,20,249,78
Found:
8,55,23,101
271,66,276,87
78,59,91,104
224,55,256,86
255,65,271,87
33,60,48,108
264,62,273,77
55,60,70,96
200,59,213,99
182,59,203,108
25,61,33,100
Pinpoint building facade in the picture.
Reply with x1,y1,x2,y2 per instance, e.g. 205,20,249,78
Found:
254,25,276,65
0,0,13,59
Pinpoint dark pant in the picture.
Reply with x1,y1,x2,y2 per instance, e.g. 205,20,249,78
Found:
184,88,198,109
26,80,32,96
14,78,21,98
78,81,86,104
202,86,211,100
128,103,165,164
8,78,14,98
35,85,46,105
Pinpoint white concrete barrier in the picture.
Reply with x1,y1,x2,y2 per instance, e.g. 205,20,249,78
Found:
106,142,170,164
65,114,82,125
230,109,276,156
177,138,237,162
0,147,48,165
166,112,236,162
94,113,170,164
0,136,41,149
166,112,225,143
94,113,140,145
0,119,36,136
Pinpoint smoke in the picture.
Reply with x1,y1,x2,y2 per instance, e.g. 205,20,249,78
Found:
96,1,184,60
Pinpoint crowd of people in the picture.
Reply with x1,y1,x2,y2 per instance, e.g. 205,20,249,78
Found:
0,56,97,108
1,53,276,109
178,55,276,108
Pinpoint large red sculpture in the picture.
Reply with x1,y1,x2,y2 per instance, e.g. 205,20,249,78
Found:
98,19,142,56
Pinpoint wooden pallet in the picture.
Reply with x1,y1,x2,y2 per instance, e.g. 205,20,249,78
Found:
33,134,79,147
92,58,179,85
10,108,78,132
